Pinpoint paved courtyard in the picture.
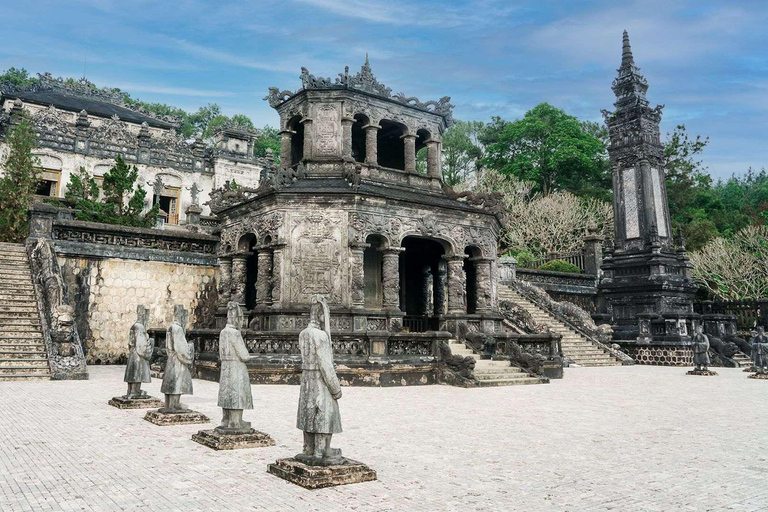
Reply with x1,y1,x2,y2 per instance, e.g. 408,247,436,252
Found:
0,365,766,511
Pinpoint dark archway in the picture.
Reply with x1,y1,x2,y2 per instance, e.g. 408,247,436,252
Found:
351,114,369,163
415,128,431,175
288,115,304,166
237,234,258,310
364,234,385,308
464,246,481,314
401,236,447,331
377,120,406,170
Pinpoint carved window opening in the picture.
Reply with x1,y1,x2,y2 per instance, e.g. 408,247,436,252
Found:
415,129,430,176
351,114,368,163
238,234,258,310
288,116,304,166
153,186,181,225
401,236,447,323
35,168,61,197
364,235,385,308
464,246,481,314
377,119,406,170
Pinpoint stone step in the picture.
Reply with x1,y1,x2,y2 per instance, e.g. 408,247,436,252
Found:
0,358,49,368
0,350,48,358
0,242,27,251
0,317,41,326
0,366,50,375
0,310,39,318
0,277,33,286
0,332,44,340
473,360,515,368
0,296,37,303
0,343,47,352
475,372,532,381
0,287,36,296
476,377,544,387
0,325,43,333
0,374,51,381
0,256,30,264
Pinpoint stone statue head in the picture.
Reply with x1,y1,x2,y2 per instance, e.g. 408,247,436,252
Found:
695,324,704,335
309,294,330,337
136,305,150,328
173,304,188,330
226,301,244,329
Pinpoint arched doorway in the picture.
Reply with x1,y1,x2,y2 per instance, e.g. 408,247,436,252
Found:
351,114,369,163
238,233,258,310
464,246,481,314
287,115,304,166
377,120,406,170
400,236,447,331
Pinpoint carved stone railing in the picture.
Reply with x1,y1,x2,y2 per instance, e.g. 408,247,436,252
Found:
695,299,768,332
508,279,634,365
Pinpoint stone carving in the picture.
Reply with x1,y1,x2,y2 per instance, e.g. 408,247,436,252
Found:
499,300,545,334
650,168,668,237
206,180,259,214
31,104,71,133
295,295,344,465
749,327,768,379
290,213,344,304
314,104,341,156
52,224,217,255
264,87,295,108
622,168,640,239
687,325,717,376
95,115,137,147
437,340,475,381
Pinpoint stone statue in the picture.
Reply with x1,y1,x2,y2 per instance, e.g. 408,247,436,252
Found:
687,324,717,376
750,326,768,376
296,294,343,465
160,305,194,412
217,301,253,432
123,305,154,398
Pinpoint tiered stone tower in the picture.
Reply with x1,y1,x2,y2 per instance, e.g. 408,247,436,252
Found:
598,32,698,365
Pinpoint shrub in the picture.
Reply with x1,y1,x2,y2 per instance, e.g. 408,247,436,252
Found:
539,259,580,273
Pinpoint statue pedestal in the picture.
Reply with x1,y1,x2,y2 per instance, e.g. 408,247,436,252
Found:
192,428,275,450
143,408,210,426
744,366,756,372
748,373,768,379
267,458,377,489
108,395,164,409
686,369,718,376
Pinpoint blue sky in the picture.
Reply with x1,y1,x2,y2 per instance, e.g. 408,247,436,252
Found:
2,0,767,180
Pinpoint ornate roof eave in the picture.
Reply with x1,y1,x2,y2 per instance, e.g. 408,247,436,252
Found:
264,57,454,125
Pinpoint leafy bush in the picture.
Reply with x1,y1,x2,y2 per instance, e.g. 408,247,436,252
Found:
539,259,580,273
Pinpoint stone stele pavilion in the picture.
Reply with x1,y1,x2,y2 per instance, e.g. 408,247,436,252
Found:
202,59,504,385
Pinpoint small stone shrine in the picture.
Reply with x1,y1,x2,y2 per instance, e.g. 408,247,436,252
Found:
144,305,209,425
749,326,768,379
192,302,275,449
268,295,376,489
109,305,162,409
598,31,699,365
686,325,717,376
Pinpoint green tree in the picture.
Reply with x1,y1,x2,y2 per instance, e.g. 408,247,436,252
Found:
0,67,39,87
441,120,485,186
480,103,609,197
64,166,99,203
0,118,40,242
254,125,281,160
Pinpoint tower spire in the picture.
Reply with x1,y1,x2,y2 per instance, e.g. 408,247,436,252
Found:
621,30,634,69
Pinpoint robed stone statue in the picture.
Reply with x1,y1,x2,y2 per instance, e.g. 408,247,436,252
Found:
296,294,344,465
217,301,254,432
160,305,195,412
123,305,154,398
751,326,768,375
690,324,714,374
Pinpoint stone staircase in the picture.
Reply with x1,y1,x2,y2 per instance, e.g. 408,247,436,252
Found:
731,352,752,368
498,285,622,367
0,242,51,381
447,340,546,386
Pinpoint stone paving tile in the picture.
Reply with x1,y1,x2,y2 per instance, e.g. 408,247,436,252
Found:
0,365,766,511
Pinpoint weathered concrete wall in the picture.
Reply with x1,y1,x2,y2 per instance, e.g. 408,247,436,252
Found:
59,256,217,364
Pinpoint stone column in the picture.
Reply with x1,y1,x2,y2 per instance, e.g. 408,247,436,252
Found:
402,134,418,173
582,234,603,276
426,140,441,179
349,242,369,309
446,255,466,314
380,248,403,311
420,265,432,315
301,118,313,161
434,258,447,316
471,258,493,313
256,248,273,307
217,256,232,307
279,130,293,168
363,124,380,165
230,253,249,306
270,244,284,309
341,116,354,161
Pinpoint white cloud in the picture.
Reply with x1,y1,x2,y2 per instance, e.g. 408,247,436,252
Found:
109,82,237,97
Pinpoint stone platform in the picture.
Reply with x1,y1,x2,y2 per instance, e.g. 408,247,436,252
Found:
267,458,377,489
686,369,718,376
748,373,768,379
192,428,275,450
144,409,210,426
108,395,164,409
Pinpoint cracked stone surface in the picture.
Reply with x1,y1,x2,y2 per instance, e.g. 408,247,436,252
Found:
0,365,766,511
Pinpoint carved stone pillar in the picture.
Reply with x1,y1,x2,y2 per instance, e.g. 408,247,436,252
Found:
446,255,466,314
363,124,380,165
341,116,354,161
270,244,284,309
420,265,432,315
349,242,369,309
426,140,441,179
279,130,293,169
380,248,403,311
301,118,313,161
471,257,493,313
256,249,273,307
230,253,249,306
217,256,232,307
434,258,447,316
402,134,418,173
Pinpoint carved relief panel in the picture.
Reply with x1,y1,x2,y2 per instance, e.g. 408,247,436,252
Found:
312,103,341,158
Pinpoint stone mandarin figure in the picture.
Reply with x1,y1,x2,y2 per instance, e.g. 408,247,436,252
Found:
296,294,344,465
688,324,716,376
123,305,154,398
160,305,194,412
750,326,768,376
217,301,254,432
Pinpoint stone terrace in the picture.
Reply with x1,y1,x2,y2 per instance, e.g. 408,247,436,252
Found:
0,366,766,511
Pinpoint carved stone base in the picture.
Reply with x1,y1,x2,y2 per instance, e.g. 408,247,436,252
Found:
267,457,377,489
686,369,718,376
108,395,164,409
748,373,768,379
192,429,275,450
744,366,756,372
143,409,210,426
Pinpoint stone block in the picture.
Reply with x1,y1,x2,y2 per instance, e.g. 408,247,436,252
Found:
108,395,164,409
267,458,377,489
144,409,210,426
191,428,275,450
686,369,718,376
748,373,768,380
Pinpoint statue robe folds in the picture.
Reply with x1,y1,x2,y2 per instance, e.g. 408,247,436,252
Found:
692,333,710,367
217,325,253,410
753,340,768,369
160,323,194,395
124,321,153,383
296,327,342,434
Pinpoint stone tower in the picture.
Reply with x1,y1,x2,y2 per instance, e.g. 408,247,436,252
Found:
599,32,698,364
